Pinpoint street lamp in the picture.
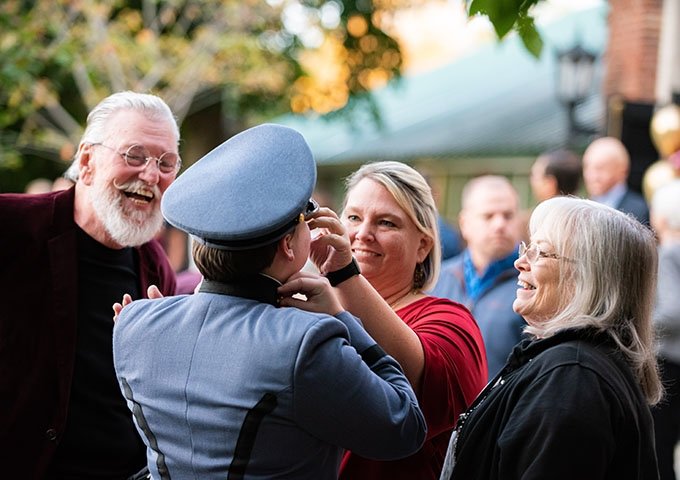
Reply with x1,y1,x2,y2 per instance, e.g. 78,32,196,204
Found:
556,43,599,145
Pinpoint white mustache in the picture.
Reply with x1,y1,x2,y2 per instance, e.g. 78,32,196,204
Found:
112,178,161,199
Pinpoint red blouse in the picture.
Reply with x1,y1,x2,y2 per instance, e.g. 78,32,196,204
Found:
339,296,487,480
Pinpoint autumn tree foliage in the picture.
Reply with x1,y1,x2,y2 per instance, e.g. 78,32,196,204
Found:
0,0,404,191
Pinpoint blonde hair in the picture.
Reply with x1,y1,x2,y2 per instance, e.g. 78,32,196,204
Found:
343,161,441,291
527,196,661,404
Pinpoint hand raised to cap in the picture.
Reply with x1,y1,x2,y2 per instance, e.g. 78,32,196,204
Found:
307,207,353,275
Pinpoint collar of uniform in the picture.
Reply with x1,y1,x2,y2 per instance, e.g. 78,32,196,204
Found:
199,274,281,306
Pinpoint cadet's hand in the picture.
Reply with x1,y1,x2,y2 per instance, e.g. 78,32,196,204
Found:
307,207,353,274
278,271,344,316
112,285,164,323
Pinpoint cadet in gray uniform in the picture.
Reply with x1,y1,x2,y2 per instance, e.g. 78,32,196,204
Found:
112,124,427,479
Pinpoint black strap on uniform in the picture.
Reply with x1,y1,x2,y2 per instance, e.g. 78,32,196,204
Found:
121,378,170,480
360,344,387,369
228,393,278,480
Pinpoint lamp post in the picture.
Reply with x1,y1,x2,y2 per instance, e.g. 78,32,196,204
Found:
556,43,599,146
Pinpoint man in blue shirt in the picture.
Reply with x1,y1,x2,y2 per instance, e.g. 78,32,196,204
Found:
430,175,525,380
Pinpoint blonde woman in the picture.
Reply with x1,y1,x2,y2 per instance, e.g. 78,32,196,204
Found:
281,161,487,479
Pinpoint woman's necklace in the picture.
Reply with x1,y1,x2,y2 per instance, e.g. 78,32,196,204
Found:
388,291,421,311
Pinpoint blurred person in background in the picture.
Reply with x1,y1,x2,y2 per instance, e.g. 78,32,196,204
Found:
583,136,649,225
288,160,487,480
438,215,464,261
52,176,74,191
519,147,583,243
155,222,202,294
0,91,179,479
530,148,582,201
24,177,54,194
418,167,463,261
441,196,662,480
650,179,680,480
430,175,525,380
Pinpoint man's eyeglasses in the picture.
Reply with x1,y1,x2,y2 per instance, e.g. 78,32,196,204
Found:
519,241,574,264
92,143,181,174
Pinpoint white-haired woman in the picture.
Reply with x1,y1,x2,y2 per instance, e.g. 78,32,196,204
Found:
280,161,488,480
439,196,662,480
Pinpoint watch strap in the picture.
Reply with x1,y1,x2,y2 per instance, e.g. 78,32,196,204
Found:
325,257,361,287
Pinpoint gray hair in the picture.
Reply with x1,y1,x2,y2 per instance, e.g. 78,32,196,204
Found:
343,161,441,291
651,179,680,231
64,91,179,181
527,196,661,404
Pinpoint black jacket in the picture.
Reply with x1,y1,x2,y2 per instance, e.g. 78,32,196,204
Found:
448,328,659,480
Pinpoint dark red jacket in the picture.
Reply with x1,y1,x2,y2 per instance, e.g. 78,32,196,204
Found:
0,187,176,478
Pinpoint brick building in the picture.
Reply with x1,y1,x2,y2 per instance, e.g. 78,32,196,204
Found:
604,0,680,191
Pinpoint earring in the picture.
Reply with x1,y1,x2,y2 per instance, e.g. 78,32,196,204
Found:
413,262,426,289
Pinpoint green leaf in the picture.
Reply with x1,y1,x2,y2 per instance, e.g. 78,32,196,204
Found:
469,0,522,39
467,0,545,56
517,15,543,58
468,0,491,15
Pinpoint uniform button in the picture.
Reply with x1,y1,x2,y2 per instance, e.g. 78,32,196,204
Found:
45,428,58,441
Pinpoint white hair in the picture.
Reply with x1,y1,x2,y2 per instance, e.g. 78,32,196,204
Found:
88,177,164,247
64,91,179,181
527,196,661,404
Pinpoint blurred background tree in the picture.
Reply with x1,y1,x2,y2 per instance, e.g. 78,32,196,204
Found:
0,0,543,192
0,0,407,192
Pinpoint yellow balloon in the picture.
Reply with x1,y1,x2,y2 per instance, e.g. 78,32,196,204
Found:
642,159,679,203
650,104,680,158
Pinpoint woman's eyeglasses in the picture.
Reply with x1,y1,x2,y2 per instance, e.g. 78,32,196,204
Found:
519,241,574,264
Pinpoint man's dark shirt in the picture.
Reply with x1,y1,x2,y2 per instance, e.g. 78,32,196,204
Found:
49,228,145,478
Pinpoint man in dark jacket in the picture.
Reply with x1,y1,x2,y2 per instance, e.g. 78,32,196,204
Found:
583,136,650,225
0,91,179,479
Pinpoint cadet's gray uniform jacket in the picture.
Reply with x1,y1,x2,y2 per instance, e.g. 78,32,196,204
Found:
113,277,426,479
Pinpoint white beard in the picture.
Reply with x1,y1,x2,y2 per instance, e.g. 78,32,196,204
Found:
89,177,164,247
